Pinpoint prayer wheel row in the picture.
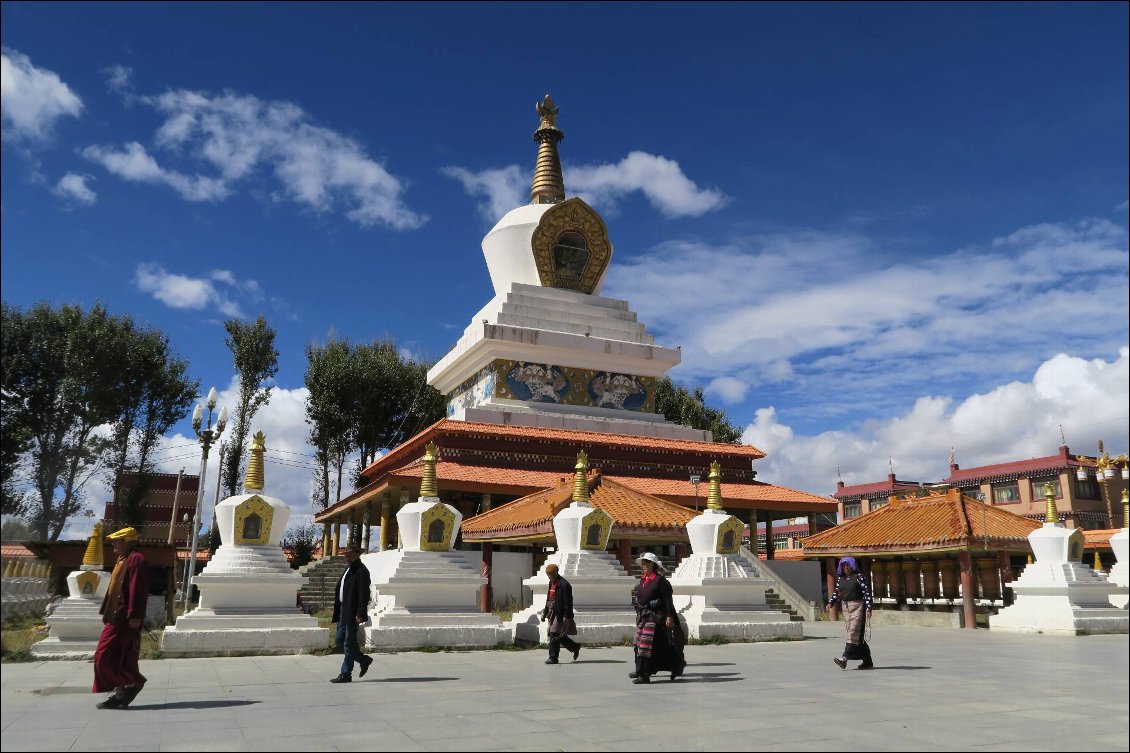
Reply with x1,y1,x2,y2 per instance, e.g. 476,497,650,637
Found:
868,558,1004,601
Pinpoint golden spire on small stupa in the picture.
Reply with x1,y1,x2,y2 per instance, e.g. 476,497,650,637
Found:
1044,484,1060,526
707,460,723,511
1122,488,1129,529
572,450,590,504
420,441,439,498
244,431,266,492
82,521,104,569
531,94,565,205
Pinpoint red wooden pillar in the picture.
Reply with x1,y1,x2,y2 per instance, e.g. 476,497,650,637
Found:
765,516,775,560
479,543,493,613
998,551,1016,606
674,542,689,566
958,550,977,629
824,557,838,620
617,538,632,573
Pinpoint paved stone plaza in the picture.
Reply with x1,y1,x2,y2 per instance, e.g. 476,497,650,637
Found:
1,622,1126,752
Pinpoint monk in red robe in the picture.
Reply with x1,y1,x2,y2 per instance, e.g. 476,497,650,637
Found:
93,526,149,709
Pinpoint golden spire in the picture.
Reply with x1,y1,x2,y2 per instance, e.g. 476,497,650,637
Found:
1044,484,1060,526
420,441,439,498
531,94,565,204
244,431,266,492
572,450,590,504
707,460,723,511
82,522,104,569
1093,550,1103,571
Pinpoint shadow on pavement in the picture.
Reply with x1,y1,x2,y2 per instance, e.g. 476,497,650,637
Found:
134,700,261,710
31,687,91,696
373,676,458,682
676,672,744,683
568,659,625,664
869,666,931,671
687,662,735,667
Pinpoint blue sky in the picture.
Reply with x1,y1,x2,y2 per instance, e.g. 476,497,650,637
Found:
3,3,1127,525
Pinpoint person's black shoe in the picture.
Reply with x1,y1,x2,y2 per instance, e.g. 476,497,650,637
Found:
96,692,125,710
544,659,558,664
632,675,651,684
628,671,639,678
857,661,874,670
571,646,580,662
359,656,373,678
833,657,847,670
119,684,144,707
330,673,352,683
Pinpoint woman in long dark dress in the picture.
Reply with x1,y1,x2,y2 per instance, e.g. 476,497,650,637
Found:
631,552,686,684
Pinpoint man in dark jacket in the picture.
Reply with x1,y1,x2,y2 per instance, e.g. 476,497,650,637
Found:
330,544,372,683
539,563,581,664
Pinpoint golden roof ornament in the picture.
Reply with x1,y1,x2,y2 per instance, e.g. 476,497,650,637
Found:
572,450,590,505
244,430,266,492
420,441,439,498
82,521,105,569
1044,484,1060,526
1122,488,1128,529
531,94,565,205
707,460,723,511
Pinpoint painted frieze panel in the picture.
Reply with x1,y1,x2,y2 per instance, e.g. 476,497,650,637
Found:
234,495,274,546
716,515,744,554
580,507,613,551
419,501,457,552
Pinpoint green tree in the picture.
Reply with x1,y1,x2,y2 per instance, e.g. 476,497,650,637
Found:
655,377,743,444
221,316,279,498
1,304,32,517
282,520,319,569
304,336,354,506
0,517,34,541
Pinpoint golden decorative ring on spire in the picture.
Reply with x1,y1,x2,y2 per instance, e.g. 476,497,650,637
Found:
244,430,266,491
420,441,439,498
706,460,723,510
573,450,590,504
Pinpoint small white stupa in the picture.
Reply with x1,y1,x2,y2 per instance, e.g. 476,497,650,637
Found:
991,486,1127,635
161,432,328,655
1105,490,1128,608
511,451,638,644
32,524,110,658
669,461,801,641
364,442,510,648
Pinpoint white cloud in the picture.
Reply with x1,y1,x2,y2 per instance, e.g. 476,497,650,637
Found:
134,263,265,318
1117,199,1129,212
102,64,133,96
86,87,426,230
53,172,97,205
1,48,83,142
607,218,1129,421
743,348,1130,497
443,151,725,222
82,142,231,201
707,376,748,404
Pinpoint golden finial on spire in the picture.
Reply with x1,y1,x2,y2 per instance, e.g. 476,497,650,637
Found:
572,450,590,504
1044,483,1060,526
82,522,104,569
244,430,266,492
1121,488,1128,529
531,94,565,205
420,441,439,498
707,460,723,511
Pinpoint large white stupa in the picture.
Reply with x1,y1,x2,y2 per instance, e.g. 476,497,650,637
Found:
161,432,328,655
427,95,703,441
32,524,110,658
669,462,801,640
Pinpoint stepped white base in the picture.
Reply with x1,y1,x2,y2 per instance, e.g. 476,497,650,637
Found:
671,554,802,641
161,607,328,656
33,595,107,658
512,550,638,644
990,562,1128,635
364,549,508,648
1109,528,1128,608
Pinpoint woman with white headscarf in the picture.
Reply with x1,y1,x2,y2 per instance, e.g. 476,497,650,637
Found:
630,552,685,684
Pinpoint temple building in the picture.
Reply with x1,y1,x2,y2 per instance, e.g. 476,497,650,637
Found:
314,96,835,601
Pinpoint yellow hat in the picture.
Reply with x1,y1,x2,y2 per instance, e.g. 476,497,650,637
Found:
106,527,139,541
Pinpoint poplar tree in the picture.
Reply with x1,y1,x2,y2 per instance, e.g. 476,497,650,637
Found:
221,316,279,498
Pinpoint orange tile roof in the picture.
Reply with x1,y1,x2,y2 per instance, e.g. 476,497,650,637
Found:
1083,529,1119,549
359,418,765,481
1,544,37,559
461,471,695,541
607,475,836,511
390,460,565,491
801,488,1040,555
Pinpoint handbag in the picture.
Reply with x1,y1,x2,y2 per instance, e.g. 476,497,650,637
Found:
563,617,577,636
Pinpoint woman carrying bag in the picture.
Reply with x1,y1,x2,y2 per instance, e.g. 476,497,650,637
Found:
631,552,686,684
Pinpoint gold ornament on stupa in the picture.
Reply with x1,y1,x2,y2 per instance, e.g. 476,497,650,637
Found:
244,431,266,492
531,94,565,205
82,521,105,569
706,461,723,511
420,441,439,498
572,450,590,504
1044,484,1060,526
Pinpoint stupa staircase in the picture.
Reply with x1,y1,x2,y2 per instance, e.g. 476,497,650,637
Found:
738,546,817,621
297,556,348,613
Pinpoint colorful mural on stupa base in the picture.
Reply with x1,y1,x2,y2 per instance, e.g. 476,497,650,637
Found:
446,359,656,416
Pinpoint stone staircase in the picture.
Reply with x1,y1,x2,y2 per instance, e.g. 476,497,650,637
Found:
765,588,804,621
297,556,348,613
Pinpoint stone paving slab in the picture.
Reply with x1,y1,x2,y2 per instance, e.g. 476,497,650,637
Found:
1,622,1126,752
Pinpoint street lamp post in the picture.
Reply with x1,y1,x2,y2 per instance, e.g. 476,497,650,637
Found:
689,473,701,512
183,387,227,613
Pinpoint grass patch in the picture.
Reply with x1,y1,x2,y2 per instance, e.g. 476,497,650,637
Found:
1,615,48,662
687,635,730,646
491,596,523,622
419,645,442,653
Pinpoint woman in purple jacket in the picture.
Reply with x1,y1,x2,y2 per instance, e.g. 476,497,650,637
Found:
824,556,874,670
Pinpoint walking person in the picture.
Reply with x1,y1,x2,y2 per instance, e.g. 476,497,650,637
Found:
93,527,149,709
630,552,686,684
824,556,874,670
330,543,372,683
539,563,580,664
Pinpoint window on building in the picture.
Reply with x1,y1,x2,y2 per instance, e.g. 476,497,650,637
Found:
869,497,889,511
992,482,1021,504
961,486,984,501
1074,477,1100,500
843,502,862,520
1031,478,1062,500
